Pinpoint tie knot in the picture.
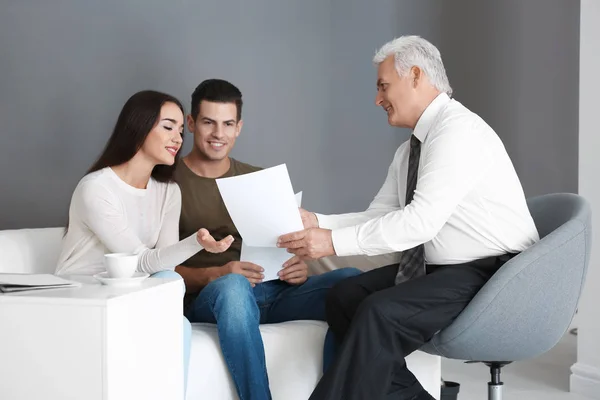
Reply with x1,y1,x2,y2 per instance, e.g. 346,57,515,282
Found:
410,135,421,150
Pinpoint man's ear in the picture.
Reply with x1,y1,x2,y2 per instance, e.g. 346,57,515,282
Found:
235,119,243,138
410,66,422,87
186,114,196,133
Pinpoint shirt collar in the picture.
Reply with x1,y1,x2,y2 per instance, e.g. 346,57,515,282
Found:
412,92,450,143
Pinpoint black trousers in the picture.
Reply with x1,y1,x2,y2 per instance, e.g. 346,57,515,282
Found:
309,254,514,400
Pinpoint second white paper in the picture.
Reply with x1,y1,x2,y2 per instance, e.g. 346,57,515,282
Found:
240,191,303,282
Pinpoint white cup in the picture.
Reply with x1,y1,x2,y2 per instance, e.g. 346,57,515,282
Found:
104,253,138,279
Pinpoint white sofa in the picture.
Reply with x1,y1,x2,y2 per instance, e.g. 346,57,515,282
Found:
0,227,441,399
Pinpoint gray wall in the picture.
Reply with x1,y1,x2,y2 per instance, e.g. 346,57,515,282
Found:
0,0,331,229
0,1,580,229
439,0,580,197
322,0,442,213
0,0,440,229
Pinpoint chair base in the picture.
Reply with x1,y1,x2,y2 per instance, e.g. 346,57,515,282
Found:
488,382,503,400
466,361,512,400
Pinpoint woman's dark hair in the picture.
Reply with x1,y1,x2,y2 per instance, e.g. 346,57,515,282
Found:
63,90,184,235
86,90,185,182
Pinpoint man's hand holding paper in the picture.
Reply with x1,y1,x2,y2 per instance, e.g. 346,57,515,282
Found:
277,255,308,285
277,227,336,261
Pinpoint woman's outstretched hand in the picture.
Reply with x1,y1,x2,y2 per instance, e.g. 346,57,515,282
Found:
196,228,234,253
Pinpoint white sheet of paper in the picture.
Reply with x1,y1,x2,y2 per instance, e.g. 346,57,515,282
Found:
295,191,302,208
239,191,303,282
216,164,304,247
240,245,292,281
0,273,81,287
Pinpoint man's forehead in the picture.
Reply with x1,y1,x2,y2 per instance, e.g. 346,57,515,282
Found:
377,70,392,85
198,101,237,119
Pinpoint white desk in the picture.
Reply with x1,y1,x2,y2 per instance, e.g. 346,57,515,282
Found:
0,275,183,400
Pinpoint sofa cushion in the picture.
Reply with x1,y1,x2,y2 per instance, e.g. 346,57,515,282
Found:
0,227,63,274
187,321,441,400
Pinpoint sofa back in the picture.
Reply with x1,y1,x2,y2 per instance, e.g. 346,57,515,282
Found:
0,227,64,274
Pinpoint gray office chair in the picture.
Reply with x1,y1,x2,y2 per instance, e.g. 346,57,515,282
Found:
421,193,592,400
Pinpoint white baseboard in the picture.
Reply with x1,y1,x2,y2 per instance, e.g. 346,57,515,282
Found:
571,362,600,399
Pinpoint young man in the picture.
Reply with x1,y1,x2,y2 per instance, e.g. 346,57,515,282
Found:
278,36,540,400
174,79,360,400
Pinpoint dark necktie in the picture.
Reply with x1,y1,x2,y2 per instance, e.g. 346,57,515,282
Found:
395,135,426,285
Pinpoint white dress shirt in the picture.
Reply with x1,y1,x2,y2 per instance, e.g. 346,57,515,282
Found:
56,167,204,276
317,93,539,265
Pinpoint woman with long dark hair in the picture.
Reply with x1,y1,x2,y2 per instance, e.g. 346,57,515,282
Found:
56,90,233,393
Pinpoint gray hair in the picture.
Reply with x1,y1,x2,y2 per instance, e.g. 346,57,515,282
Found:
373,35,452,97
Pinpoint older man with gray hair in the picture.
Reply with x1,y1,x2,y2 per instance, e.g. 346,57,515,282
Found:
277,36,539,399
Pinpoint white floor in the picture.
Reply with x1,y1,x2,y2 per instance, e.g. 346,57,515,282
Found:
441,330,592,400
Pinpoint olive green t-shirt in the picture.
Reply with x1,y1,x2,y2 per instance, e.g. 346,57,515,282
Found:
174,158,262,270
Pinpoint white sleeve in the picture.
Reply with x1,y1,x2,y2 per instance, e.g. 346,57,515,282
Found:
331,123,495,256
78,182,203,274
315,147,402,229
155,184,185,248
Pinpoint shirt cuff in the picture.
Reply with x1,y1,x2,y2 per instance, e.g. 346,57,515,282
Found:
316,213,340,230
331,226,362,257
315,213,326,228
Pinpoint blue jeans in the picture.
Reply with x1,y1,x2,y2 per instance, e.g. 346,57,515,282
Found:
185,268,362,400
151,270,192,397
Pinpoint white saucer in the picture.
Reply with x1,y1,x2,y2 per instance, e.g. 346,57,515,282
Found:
93,272,149,287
